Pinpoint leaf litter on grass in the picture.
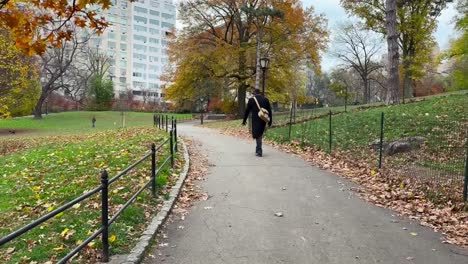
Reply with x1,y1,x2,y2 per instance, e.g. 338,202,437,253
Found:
0,127,185,263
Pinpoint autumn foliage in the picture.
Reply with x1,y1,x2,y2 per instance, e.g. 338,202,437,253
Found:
0,0,122,55
164,0,328,115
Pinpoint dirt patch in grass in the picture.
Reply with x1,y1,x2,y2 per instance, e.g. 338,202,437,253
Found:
0,129,38,136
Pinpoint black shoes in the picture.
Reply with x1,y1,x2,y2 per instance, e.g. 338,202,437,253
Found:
255,151,263,157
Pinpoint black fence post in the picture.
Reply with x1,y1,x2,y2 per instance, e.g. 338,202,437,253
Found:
170,130,174,168
151,143,156,196
463,143,468,201
288,103,293,140
171,117,174,131
329,111,332,152
153,114,156,127
378,112,385,169
174,119,178,153
100,170,110,262
166,116,168,132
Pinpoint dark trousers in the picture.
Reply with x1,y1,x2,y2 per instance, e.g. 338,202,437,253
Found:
256,136,262,154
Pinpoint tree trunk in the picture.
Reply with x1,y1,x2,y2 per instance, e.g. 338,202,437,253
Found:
238,83,247,117
237,49,247,117
402,46,415,100
34,92,47,119
363,79,369,104
255,29,262,91
385,0,400,104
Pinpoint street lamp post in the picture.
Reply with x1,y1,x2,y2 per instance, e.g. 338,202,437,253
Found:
259,57,270,96
200,97,204,125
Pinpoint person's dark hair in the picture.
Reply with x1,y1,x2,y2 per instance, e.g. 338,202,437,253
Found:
253,89,261,95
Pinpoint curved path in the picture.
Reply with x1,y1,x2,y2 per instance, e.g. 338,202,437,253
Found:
144,122,468,264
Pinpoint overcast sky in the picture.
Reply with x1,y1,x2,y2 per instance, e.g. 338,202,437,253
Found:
302,0,458,71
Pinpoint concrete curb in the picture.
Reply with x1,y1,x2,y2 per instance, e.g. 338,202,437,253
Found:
111,140,190,264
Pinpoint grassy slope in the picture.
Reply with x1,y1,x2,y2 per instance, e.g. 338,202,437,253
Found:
0,124,181,262
0,111,192,135
266,94,468,184
267,94,467,150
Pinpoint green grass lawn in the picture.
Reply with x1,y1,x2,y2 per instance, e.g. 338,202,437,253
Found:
267,94,467,151
266,94,468,186
0,113,184,262
0,111,192,136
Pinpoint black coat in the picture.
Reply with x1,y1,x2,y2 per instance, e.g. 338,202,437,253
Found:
243,95,273,139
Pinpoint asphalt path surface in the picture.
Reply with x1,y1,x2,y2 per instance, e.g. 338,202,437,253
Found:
144,122,468,264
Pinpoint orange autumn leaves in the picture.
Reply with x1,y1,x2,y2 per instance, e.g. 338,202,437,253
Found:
0,0,127,55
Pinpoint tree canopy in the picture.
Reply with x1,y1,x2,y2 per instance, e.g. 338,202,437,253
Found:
165,0,328,116
0,0,124,54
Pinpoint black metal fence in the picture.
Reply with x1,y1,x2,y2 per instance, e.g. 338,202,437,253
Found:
269,111,468,202
0,120,180,262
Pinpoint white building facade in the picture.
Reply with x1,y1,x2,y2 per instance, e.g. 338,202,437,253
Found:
90,0,176,101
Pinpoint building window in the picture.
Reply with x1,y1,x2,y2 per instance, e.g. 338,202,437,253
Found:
121,35,127,41
133,62,146,69
120,68,126,75
119,77,126,83
133,72,143,77
149,56,158,62
134,6,147,14
108,32,116,39
134,34,147,43
161,22,174,29
132,90,142,96
119,60,127,67
134,53,147,60
149,38,159,44
108,41,116,49
148,73,158,79
134,15,147,24
150,10,160,16
133,81,146,88
161,13,174,19
134,25,147,32
150,0,159,7
148,83,159,89
149,47,158,53
134,44,147,52
149,19,159,26
121,43,127,51
149,28,159,35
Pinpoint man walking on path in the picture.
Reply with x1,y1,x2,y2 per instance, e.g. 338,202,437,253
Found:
242,89,273,157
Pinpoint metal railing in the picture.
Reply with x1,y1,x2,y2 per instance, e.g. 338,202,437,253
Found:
0,120,180,263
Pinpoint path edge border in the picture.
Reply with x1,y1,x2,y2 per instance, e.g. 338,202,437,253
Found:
117,139,190,264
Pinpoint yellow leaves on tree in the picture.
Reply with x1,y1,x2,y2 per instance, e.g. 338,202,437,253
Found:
0,0,120,55
167,0,328,113
0,31,39,118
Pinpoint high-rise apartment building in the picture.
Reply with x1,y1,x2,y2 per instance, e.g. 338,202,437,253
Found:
89,0,176,101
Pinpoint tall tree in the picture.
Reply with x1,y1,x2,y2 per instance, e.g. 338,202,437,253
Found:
172,0,328,116
386,0,401,103
0,0,121,54
333,24,383,103
445,0,468,91
0,30,39,118
35,29,90,119
341,0,452,99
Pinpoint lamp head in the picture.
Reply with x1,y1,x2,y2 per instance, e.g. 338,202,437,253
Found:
260,57,270,69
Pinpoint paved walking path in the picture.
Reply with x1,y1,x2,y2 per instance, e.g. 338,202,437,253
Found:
144,122,468,264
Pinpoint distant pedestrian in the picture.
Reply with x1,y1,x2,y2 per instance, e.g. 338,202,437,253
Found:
92,116,96,128
242,89,273,157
